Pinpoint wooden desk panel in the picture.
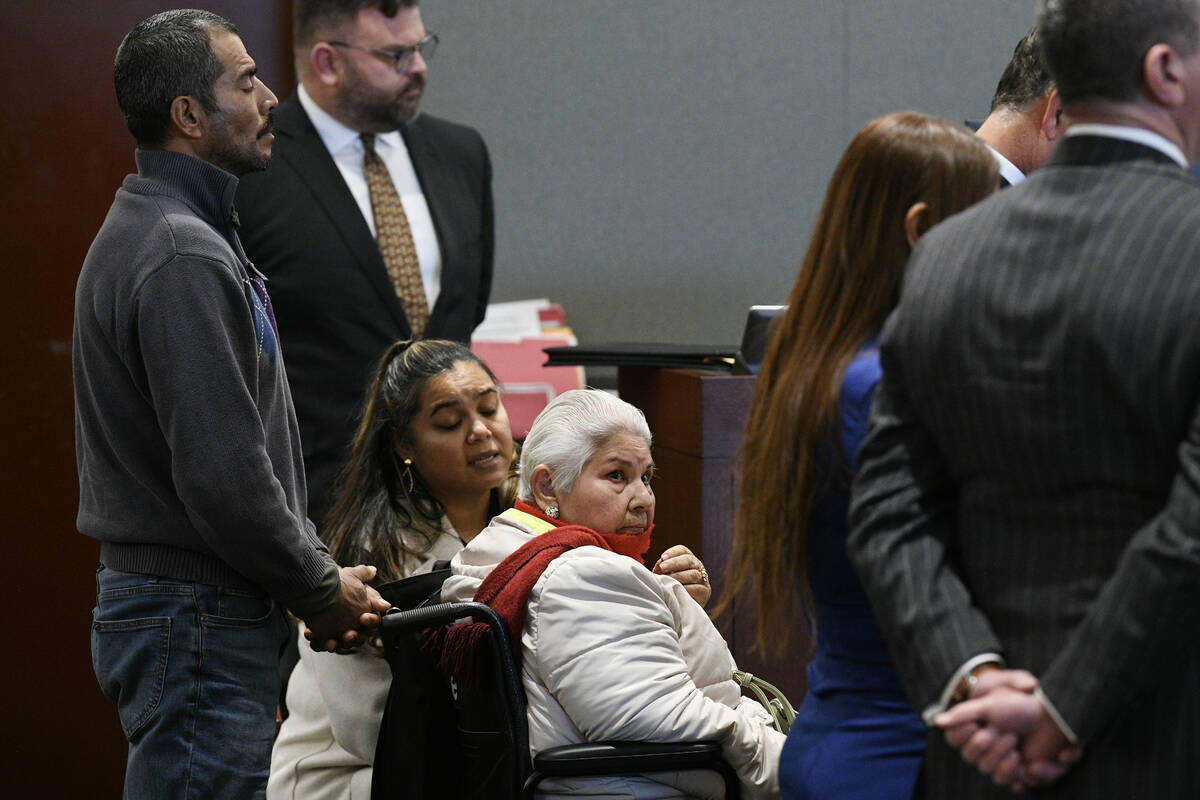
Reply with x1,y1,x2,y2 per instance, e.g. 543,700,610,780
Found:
618,366,809,704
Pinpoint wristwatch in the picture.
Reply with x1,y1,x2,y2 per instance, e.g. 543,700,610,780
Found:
950,670,981,705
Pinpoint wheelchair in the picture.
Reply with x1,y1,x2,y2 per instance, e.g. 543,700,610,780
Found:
369,569,741,799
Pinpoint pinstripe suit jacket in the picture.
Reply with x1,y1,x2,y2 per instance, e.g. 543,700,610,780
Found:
847,135,1200,798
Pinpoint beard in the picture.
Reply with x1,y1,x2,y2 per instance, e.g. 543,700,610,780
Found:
338,59,425,132
208,112,273,176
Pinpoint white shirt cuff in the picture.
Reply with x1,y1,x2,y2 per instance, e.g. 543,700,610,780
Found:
1034,686,1079,745
921,652,1005,726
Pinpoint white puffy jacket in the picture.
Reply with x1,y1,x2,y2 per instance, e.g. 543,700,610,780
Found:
442,509,784,799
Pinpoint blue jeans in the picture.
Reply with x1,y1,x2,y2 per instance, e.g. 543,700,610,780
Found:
91,567,290,799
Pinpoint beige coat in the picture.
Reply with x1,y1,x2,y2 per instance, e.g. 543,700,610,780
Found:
442,509,784,800
267,523,464,800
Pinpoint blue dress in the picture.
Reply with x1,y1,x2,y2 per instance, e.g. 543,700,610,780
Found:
777,343,926,800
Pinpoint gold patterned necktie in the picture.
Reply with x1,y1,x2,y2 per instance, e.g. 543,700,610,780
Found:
361,132,429,338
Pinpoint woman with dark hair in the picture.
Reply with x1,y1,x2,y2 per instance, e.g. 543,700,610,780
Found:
322,339,518,580
269,341,710,798
269,339,512,799
719,111,998,799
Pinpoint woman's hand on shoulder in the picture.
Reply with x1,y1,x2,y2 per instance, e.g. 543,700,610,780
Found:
652,545,711,607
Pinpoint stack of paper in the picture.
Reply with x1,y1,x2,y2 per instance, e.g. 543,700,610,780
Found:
471,299,585,439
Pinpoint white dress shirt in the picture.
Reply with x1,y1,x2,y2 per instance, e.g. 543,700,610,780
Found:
986,145,1026,186
1065,122,1190,168
297,85,442,311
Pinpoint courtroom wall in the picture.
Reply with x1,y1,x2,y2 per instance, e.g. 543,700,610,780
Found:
3,2,1034,793
419,0,1035,352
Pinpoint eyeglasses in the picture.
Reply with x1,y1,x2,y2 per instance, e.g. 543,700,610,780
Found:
327,33,438,74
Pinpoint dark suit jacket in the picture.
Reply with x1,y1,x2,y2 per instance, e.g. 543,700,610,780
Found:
848,135,1200,798
235,95,493,525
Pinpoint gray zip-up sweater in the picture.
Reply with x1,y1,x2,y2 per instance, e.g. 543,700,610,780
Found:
74,149,337,617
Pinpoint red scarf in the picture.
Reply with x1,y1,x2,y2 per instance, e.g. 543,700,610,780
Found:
433,500,654,685
510,499,655,559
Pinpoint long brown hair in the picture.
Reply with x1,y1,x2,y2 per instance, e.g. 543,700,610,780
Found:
719,111,997,651
322,339,517,582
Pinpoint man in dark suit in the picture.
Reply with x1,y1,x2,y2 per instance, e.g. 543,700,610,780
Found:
848,0,1200,796
976,26,1063,186
236,0,493,526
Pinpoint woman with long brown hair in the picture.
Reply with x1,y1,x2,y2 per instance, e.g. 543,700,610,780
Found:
721,111,998,798
269,340,711,798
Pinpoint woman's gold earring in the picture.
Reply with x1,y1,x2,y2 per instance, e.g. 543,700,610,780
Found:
400,457,415,497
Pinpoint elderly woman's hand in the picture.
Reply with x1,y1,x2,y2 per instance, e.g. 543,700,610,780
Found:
652,545,711,607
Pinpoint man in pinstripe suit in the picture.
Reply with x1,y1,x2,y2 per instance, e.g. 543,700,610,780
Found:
848,0,1200,796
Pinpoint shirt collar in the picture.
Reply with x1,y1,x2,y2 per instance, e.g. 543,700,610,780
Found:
297,83,405,156
986,145,1026,185
1065,123,1189,168
130,148,239,232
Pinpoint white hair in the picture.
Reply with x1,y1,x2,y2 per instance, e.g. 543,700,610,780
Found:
517,389,652,501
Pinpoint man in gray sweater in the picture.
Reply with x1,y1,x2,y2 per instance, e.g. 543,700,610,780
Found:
74,11,389,798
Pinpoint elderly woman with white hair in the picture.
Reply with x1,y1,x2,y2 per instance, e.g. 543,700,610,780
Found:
442,389,784,799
